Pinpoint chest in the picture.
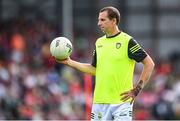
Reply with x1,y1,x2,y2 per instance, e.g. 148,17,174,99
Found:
96,41,128,61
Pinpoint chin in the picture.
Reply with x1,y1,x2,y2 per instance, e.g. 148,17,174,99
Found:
101,29,105,33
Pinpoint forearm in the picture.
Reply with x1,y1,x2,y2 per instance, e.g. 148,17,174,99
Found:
130,55,154,98
139,65,154,87
67,60,96,76
138,55,155,88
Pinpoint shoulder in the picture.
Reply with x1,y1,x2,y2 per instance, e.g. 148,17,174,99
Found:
121,31,133,41
96,35,106,44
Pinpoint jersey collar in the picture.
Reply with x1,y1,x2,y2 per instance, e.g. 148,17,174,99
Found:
106,31,121,38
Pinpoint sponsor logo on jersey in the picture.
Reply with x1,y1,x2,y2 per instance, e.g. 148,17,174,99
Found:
98,45,103,48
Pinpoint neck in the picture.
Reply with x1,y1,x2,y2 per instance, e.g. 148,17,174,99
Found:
106,26,120,37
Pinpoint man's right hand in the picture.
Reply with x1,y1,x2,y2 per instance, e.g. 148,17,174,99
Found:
54,57,71,65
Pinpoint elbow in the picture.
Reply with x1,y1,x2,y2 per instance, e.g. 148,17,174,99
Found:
152,61,155,69
90,66,96,76
145,57,155,72
147,55,155,71
150,60,155,72
143,55,155,71
92,70,96,76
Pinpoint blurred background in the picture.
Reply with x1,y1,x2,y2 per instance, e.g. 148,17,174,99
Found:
0,0,180,120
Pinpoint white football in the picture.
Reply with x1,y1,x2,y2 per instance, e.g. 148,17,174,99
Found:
50,37,73,60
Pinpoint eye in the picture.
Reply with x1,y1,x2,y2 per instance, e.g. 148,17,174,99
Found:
100,19,105,22
102,19,105,21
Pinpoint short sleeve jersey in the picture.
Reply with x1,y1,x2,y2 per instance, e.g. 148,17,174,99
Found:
91,31,147,103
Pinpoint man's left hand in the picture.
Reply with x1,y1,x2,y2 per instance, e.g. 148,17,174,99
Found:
120,80,143,104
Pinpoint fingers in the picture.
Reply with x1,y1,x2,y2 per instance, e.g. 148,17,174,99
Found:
120,90,135,103
120,91,129,96
52,56,69,65
121,95,131,102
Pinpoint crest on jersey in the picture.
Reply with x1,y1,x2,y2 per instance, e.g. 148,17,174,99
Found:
116,42,121,49
98,112,102,119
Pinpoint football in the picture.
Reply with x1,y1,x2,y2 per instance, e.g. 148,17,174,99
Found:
50,37,73,60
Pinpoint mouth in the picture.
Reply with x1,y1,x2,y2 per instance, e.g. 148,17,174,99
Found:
100,26,104,30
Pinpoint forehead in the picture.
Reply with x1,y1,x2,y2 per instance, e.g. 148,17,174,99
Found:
98,11,108,19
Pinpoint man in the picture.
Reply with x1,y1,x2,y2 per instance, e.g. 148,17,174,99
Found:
55,6,154,121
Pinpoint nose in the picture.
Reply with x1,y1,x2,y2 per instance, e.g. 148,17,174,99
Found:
98,21,101,27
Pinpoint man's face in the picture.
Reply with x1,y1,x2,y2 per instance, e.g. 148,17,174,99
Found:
98,11,115,33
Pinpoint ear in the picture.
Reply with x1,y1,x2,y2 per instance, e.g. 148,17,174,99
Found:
112,18,117,25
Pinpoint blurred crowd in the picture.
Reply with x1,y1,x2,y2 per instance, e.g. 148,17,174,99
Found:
0,18,89,120
134,55,180,120
0,18,180,120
